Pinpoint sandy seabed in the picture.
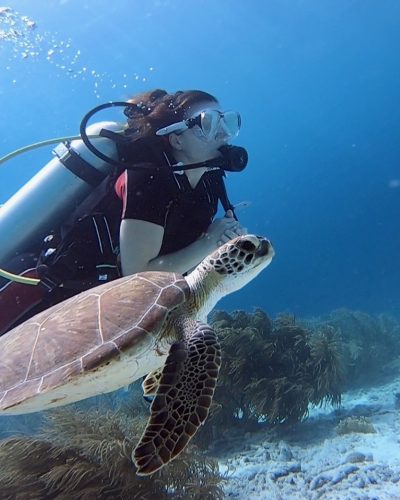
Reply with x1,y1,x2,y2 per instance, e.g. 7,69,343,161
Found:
219,375,400,499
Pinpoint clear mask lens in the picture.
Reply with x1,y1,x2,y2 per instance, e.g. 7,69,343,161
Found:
197,110,241,141
219,110,241,138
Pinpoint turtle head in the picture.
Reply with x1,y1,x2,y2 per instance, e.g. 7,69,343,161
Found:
206,234,274,294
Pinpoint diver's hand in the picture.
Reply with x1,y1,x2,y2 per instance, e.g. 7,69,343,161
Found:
205,210,247,248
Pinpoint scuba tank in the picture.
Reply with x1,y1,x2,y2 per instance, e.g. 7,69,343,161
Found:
0,121,122,266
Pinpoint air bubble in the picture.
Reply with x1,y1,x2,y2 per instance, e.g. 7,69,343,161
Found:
1,7,154,98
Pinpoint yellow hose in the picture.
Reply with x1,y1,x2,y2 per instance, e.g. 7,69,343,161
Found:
0,268,40,285
0,135,100,166
0,130,125,166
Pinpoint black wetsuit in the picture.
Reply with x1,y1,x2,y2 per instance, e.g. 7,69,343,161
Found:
115,166,227,256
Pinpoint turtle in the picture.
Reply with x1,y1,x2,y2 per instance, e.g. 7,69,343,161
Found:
0,234,274,475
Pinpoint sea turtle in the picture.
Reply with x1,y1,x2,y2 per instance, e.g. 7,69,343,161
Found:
0,234,274,475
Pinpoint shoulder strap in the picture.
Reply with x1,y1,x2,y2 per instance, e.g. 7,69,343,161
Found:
216,171,238,221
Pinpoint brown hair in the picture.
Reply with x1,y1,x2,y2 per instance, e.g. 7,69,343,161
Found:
120,89,218,165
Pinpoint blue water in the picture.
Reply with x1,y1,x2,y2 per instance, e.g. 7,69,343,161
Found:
1,0,399,318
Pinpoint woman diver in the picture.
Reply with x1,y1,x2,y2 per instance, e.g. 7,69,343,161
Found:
117,89,246,275
0,89,248,335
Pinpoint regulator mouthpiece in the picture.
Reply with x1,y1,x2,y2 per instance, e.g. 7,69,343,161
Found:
218,145,248,172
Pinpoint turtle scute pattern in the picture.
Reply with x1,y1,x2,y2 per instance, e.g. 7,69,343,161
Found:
0,272,190,412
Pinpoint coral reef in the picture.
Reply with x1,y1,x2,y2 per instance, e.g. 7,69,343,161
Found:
305,309,400,387
202,307,400,442
0,407,224,499
206,309,344,432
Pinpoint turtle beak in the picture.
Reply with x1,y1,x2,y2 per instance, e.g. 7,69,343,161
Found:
256,238,274,258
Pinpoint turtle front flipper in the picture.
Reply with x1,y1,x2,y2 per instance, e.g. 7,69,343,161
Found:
133,320,221,476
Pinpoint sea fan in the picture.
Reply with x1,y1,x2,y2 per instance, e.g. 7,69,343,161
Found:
206,310,345,432
307,325,344,406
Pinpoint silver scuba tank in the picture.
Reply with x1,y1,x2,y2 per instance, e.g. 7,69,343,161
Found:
0,121,122,266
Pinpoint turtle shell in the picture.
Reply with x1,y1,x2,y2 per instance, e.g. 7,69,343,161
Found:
0,271,189,412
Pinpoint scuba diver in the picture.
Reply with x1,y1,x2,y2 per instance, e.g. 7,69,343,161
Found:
0,89,249,336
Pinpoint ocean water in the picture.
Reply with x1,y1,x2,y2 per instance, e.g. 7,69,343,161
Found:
1,0,399,318
1,2,400,496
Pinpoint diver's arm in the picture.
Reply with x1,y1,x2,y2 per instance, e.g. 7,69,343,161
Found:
120,219,214,276
120,219,164,275
120,214,244,276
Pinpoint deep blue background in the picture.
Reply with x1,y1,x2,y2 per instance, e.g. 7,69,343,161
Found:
1,0,399,317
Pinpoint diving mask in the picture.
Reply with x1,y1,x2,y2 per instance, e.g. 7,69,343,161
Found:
155,109,241,141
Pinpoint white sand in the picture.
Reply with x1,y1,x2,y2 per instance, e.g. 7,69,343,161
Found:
220,375,400,499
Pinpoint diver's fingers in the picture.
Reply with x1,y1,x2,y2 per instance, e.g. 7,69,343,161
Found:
223,229,238,240
217,236,230,246
234,226,247,235
223,220,239,228
217,226,247,246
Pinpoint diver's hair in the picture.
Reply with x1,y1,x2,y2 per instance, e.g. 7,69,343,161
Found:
120,89,218,165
